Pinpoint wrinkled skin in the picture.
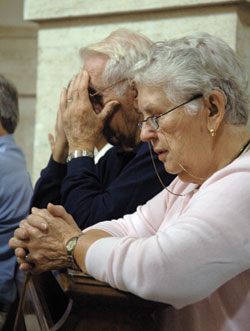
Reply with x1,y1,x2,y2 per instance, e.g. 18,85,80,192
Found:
9,204,81,274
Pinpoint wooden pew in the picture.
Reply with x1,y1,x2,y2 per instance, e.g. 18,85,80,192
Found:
24,270,166,331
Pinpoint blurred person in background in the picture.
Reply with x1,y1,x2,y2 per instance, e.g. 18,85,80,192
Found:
0,75,32,329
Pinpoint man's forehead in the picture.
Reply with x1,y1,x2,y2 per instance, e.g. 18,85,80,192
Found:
83,55,108,88
83,54,108,73
86,68,103,78
83,65,103,79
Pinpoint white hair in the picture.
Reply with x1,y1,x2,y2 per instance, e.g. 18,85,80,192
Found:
79,28,152,96
135,33,249,125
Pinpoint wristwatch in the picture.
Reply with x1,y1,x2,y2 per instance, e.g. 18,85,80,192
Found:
65,233,84,270
67,150,94,163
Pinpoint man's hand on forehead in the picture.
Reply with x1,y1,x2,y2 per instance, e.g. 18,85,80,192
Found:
59,68,120,153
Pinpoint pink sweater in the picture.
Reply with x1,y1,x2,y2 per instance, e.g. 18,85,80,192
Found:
85,151,250,331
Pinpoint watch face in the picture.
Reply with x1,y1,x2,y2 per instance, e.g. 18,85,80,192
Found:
66,237,77,252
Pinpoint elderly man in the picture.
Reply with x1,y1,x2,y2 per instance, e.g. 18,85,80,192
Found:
0,76,33,329
31,29,175,229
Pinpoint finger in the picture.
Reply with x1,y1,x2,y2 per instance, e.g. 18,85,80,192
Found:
57,107,63,124
13,226,29,240
77,67,88,92
17,256,27,264
75,69,93,108
15,247,27,258
16,253,36,271
47,203,79,230
47,203,75,226
67,75,77,100
31,207,50,216
74,69,83,90
19,219,28,227
81,69,89,90
9,236,28,250
48,133,55,150
28,211,49,231
78,69,90,99
18,220,31,235
19,262,34,271
100,100,120,121
20,220,45,239
76,69,91,103
19,220,36,239
60,88,68,112
71,71,82,101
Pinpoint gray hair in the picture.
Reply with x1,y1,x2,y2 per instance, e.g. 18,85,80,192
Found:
0,75,19,133
135,33,250,125
79,28,152,96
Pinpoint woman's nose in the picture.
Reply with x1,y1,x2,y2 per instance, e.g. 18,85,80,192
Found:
140,125,157,142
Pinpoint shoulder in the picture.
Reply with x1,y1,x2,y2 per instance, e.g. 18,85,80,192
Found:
204,151,250,189
184,152,250,219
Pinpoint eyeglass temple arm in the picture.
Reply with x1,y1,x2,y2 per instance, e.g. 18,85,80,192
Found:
157,93,203,119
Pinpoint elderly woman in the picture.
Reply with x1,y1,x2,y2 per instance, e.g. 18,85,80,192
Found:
10,33,250,331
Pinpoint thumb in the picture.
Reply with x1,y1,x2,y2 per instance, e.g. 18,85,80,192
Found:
100,100,120,121
47,203,79,229
47,203,68,218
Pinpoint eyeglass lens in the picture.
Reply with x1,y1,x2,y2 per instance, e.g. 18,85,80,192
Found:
138,116,158,130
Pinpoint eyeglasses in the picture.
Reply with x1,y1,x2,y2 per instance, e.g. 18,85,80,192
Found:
88,79,127,112
138,94,203,130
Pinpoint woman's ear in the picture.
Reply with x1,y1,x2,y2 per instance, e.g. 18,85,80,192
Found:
204,89,226,135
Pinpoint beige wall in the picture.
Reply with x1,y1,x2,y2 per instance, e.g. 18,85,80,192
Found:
0,0,37,180
22,0,250,182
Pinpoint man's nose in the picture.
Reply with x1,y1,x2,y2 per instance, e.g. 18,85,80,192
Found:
140,125,157,142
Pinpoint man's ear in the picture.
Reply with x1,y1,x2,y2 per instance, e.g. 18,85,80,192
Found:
130,80,138,97
204,89,226,134
130,80,139,110
0,119,8,136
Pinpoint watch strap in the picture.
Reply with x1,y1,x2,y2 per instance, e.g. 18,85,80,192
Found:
66,233,84,271
67,150,94,163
